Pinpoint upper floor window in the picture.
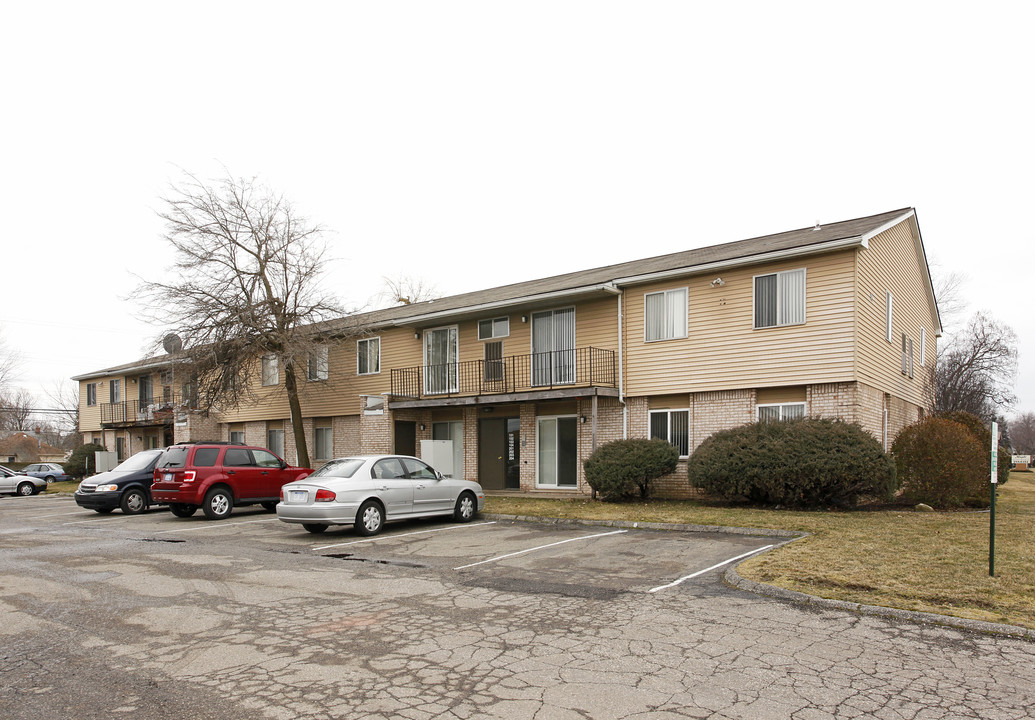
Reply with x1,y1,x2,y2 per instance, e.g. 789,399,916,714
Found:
649,409,689,457
109,379,122,404
307,346,329,381
920,328,927,366
645,288,688,342
885,291,894,342
901,334,914,378
757,402,806,422
86,383,97,406
261,355,279,386
754,269,805,328
478,317,510,340
358,337,380,375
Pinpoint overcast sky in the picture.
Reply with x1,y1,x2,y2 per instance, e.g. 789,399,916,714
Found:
2,1,1033,425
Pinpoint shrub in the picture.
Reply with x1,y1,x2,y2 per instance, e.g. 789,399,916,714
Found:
935,411,1009,485
893,417,989,508
687,418,896,507
63,443,107,479
584,438,679,501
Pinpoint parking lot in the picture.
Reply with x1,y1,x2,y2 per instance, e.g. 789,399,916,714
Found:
3,494,1034,719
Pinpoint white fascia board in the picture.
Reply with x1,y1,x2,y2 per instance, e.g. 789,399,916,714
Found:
611,235,867,287
859,210,916,246
386,282,621,328
72,359,177,381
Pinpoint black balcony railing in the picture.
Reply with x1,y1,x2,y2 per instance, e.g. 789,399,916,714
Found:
100,394,186,426
390,346,617,400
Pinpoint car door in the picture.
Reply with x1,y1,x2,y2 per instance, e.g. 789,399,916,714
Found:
0,468,14,493
370,458,413,517
401,458,454,514
252,449,288,498
221,447,264,499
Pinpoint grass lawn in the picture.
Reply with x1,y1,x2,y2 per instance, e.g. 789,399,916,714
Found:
487,471,1035,630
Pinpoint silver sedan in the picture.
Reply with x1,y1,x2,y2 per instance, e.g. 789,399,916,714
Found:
0,465,48,496
276,455,485,536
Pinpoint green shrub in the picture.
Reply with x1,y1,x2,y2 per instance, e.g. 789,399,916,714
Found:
893,417,989,508
687,418,896,507
584,438,679,501
63,443,107,479
935,411,1009,485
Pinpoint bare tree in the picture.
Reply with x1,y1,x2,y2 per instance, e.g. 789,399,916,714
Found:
44,380,81,446
379,275,441,306
931,265,968,333
137,171,349,468
934,312,1018,423
0,330,21,391
0,387,36,432
1008,412,1035,455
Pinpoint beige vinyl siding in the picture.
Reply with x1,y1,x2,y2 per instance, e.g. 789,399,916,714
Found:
79,380,101,432
856,221,937,407
624,250,858,397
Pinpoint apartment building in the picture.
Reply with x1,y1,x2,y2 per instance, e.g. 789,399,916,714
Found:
74,208,939,497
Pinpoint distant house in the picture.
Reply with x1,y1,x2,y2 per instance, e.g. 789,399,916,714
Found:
0,432,66,464
73,208,940,497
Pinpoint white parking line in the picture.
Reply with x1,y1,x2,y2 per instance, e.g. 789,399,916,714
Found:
648,544,774,593
313,521,497,551
154,517,281,534
25,511,88,519
453,529,628,570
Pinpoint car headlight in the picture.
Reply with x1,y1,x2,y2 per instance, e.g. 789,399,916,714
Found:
95,484,119,492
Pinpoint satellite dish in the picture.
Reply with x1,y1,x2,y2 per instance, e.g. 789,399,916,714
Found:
163,334,183,354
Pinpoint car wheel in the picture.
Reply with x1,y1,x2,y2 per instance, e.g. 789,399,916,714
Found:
16,482,34,496
120,488,147,515
169,504,198,518
261,501,278,512
94,508,115,515
453,491,477,522
202,488,233,520
302,523,328,534
355,500,384,536
44,475,55,483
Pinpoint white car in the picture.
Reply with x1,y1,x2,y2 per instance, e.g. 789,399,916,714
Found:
0,465,47,496
277,455,485,536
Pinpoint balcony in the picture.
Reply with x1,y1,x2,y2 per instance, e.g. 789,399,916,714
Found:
100,394,189,427
390,347,617,402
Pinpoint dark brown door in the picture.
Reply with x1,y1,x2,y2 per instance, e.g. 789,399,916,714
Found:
394,421,417,456
479,418,506,490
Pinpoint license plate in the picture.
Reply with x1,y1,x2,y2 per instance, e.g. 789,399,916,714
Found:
164,473,173,482
289,490,308,503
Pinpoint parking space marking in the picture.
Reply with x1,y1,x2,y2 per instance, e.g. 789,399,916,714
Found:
453,529,628,570
154,517,281,534
25,511,88,519
312,521,497,551
648,544,774,593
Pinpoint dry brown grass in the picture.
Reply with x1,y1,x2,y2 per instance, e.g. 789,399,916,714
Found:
487,472,1035,629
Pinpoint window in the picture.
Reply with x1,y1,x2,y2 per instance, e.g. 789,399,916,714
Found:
531,308,575,386
110,379,122,404
254,449,282,467
261,355,279,386
314,424,333,461
195,447,220,466
432,421,464,479
902,335,915,378
86,383,97,406
307,346,328,381
644,288,688,341
357,337,380,375
886,292,893,342
478,317,510,340
424,327,458,394
223,448,251,467
757,403,806,422
649,409,690,456
484,341,504,382
754,269,805,328
920,328,926,367
901,333,908,375
229,431,245,445
537,416,577,487
115,437,125,462
266,428,285,458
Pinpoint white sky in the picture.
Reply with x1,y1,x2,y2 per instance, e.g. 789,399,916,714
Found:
2,1,1033,423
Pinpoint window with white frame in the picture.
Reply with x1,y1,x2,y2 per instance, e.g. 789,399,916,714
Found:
357,337,380,375
261,355,279,386
307,346,329,381
649,409,690,456
267,427,285,457
901,334,914,378
920,327,926,366
229,430,245,445
86,383,97,406
886,291,893,342
109,379,122,404
757,403,806,422
478,317,509,340
644,288,688,341
754,269,805,328
314,423,333,461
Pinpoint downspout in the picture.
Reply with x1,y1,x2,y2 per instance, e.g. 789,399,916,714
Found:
618,289,627,440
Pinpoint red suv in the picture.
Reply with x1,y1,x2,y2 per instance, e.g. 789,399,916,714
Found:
151,442,311,520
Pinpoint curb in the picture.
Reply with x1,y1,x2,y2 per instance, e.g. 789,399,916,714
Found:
484,512,1035,641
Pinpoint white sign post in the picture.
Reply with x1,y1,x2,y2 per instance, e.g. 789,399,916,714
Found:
990,422,998,577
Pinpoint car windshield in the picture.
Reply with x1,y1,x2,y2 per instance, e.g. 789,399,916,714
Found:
310,458,365,479
156,446,189,469
113,450,163,472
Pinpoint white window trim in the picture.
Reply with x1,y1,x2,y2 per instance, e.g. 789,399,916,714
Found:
886,291,893,342
643,287,689,342
307,346,329,381
86,383,97,406
756,402,807,421
920,327,926,366
648,408,691,457
357,336,381,376
535,414,578,489
478,316,510,340
752,268,807,329
261,354,279,386
314,424,333,461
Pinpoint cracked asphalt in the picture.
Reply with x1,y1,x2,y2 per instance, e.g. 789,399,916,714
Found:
2,494,1033,719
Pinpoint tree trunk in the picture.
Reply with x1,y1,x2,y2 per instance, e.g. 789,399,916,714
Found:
283,360,310,469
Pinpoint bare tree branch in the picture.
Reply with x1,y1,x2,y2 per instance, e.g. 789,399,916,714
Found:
934,312,1017,423
379,275,441,307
